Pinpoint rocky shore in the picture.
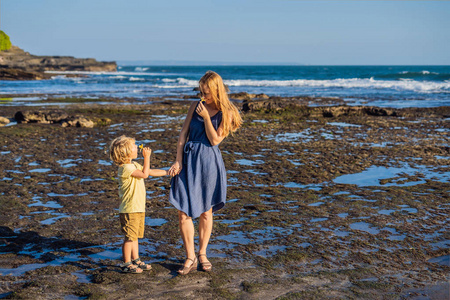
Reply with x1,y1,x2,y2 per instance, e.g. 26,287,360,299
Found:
0,96,448,299
0,45,116,80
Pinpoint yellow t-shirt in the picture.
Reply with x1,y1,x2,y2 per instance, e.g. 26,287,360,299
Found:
118,161,146,213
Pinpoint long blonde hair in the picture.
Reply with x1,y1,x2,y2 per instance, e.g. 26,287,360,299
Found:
109,136,135,166
199,71,242,137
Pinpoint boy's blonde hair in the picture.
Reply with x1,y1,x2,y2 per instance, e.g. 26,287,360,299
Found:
109,136,135,166
199,71,242,137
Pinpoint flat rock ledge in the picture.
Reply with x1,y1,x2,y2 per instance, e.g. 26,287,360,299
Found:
14,110,96,128
0,45,116,80
0,68,53,80
242,98,398,117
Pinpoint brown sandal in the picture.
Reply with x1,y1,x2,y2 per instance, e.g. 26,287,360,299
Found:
198,254,212,272
177,257,197,275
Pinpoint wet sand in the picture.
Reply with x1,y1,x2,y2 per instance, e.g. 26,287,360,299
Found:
0,97,449,299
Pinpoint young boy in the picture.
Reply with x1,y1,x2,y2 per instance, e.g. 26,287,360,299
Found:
109,135,168,273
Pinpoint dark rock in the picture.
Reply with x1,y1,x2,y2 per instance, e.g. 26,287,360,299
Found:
95,118,112,126
0,226,15,237
322,106,397,118
230,92,255,100
255,93,270,99
322,107,352,118
0,45,116,80
363,107,396,116
241,98,401,119
15,110,68,123
40,252,60,263
46,111,70,122
243,204,260,210
230,92,270,101
14,110,94,127
0,68,52,80
61,116,95,128
15,111,48,123
242,98,301,112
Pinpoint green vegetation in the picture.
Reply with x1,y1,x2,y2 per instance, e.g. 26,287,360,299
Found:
0,30,12,51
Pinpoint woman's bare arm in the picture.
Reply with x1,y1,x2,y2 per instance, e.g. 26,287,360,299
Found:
196,102,225,146
168,102,197,176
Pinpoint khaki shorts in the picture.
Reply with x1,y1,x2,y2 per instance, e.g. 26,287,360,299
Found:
120,212,145,241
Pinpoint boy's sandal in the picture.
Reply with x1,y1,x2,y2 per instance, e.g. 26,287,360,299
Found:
177,257,197,275
132,257,152,271
120,262,143,274
198,254,212,272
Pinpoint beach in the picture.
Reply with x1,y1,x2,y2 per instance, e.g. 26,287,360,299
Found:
0,95,448,299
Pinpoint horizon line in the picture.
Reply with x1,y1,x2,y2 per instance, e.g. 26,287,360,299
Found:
116,60,450,67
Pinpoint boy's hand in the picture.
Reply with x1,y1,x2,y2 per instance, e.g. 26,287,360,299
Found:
142,147,152,158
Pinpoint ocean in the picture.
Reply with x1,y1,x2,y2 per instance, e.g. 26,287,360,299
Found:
1,65,449,108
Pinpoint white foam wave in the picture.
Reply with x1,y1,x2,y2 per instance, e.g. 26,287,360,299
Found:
150,77,450,93
153,85,193,89
50,75,67,79
41,73,450,95
160,78,198,87
400,70,438,75
134,67,149,72
222,78,450,93
129,77,145,81
45,71,177,76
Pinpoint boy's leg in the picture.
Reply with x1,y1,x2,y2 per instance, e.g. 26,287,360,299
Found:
131,240,139,260
119,213,143,273
123,240,133,263
178,210,196,267
120,213,140,263
132,212,145,260
129,213,151,271
131,239,151,270
121,241,142,273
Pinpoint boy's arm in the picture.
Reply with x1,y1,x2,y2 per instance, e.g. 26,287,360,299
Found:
148,169,169,177
131,148,151,178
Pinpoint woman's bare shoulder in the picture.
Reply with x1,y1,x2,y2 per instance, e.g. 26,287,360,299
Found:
189,101,198,111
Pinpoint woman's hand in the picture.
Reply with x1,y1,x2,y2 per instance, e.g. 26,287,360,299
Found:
196,102,210,119
168,161,182,177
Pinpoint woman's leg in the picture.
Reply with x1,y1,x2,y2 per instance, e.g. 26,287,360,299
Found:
178,210,196,266
198,208,213,263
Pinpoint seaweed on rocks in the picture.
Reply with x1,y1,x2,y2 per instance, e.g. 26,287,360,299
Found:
0,97,448,299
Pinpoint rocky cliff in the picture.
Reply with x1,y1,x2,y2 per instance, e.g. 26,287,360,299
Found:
0,45,117,80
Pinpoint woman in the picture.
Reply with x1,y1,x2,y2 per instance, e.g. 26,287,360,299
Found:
168,71,242,275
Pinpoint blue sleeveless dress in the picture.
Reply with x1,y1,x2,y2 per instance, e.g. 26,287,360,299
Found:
169,106,226,218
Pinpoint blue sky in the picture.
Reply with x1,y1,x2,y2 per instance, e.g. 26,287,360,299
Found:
2,0,449,65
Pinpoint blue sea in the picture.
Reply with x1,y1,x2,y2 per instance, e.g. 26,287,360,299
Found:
1,65,449,108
